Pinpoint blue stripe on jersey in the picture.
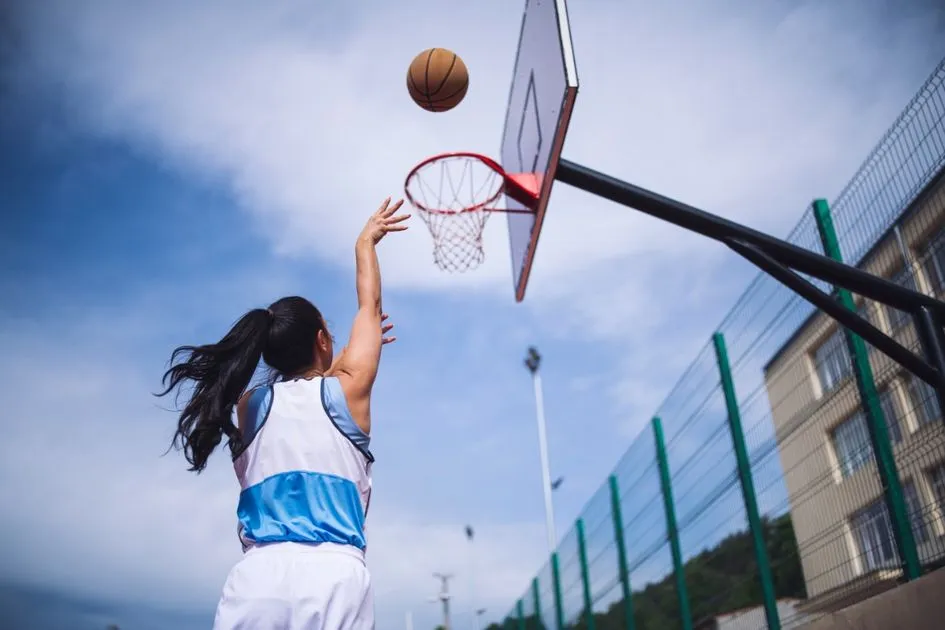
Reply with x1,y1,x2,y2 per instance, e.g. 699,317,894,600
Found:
320,376,373,459
237,470,366,550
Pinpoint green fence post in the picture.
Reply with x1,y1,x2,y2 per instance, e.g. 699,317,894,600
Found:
517,599,526,630
551,552,565,630
532,577,542,629
652,416,693,630
576,518,596,630
713,332,781,630
813,198,921,580
609,475,635,630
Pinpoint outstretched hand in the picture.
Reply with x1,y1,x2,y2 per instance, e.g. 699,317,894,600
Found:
360,198,410,245
381,313,396,345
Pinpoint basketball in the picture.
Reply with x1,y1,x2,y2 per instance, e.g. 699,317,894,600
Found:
406,48,469,112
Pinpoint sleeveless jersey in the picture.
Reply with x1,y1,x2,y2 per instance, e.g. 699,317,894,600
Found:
231,376,374,554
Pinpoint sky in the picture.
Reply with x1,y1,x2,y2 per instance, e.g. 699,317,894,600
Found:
2,0,944,628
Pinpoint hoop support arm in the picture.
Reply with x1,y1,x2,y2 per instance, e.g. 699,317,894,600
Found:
726,237,942,388
554,157,945,392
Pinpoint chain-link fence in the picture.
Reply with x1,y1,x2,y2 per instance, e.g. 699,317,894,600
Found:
487,55,945,630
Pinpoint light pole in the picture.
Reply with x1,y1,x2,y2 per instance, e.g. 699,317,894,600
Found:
525,346,557,554
465,525,479,630
432,572,453,630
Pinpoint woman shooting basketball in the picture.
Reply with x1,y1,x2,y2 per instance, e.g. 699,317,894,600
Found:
158,198,409,629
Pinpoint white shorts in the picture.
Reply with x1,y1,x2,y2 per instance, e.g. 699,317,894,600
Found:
213,542,374,630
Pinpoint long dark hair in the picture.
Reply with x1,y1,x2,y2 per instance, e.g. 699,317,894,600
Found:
158,296,325,472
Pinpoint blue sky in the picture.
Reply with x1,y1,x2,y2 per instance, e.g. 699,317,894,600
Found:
2,1,944,628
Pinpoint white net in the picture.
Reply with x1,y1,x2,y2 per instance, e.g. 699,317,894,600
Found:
405,154,505,272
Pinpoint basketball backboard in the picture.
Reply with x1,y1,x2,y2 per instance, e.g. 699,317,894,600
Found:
501,0,578,302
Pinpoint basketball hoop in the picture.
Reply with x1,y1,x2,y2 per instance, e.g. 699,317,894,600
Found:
404,152,540,273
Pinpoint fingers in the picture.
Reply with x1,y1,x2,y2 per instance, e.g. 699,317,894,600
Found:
386,212,411,224
384,199,404,216
380,315,395,344
368,198,410,241
376,198,404,218
379,211,410,234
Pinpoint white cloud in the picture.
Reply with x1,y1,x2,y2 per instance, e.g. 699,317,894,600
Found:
17,0,944,316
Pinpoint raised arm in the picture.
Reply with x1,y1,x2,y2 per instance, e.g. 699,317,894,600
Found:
332,198,409,433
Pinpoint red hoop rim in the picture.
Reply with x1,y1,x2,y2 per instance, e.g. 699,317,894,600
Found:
404,152,507,216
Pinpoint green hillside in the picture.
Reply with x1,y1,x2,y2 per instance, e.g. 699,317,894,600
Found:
486,513,805,630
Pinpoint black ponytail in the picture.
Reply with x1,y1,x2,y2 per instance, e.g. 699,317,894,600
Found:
158,296,327,473
158,308,272,473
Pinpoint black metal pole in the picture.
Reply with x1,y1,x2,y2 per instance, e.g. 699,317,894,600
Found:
553,157,945,392
727,238,941,388
914,307,945,423
554,159,945,315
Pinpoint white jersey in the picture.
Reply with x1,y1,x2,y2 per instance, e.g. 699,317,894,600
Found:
213,376,376,629
232,376,374,555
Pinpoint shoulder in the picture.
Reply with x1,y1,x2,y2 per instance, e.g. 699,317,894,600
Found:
320,376,373,461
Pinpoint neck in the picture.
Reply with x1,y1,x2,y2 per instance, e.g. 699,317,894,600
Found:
284,364,325,381
302,366,324,379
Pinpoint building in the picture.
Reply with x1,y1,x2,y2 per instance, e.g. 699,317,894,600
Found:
763,172,945,614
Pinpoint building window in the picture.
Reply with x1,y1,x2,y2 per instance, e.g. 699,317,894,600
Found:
814,328,852,393
907,377,941,428
930,464,945,515
851,499,898,572
851,484,928,573
832,412,873,478
884,267,919,332
903,480,928,544
920,227,945,295
878,387,904,444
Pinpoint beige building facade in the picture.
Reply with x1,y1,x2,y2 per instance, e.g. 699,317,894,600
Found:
763,175,945,612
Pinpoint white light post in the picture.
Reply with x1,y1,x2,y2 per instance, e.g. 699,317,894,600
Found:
465,525,479,630
525,346,557,554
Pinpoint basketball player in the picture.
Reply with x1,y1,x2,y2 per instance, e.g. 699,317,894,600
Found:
158,198,409,629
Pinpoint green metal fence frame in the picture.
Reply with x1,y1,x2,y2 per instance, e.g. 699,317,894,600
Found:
551,552,565,629
576,518,596,629
653,416,694,630
609,474,635,630
813,198,922,580
713,332,781,630
531,577,541,628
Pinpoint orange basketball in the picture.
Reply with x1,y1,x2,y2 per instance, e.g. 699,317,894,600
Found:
406,48,469,112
